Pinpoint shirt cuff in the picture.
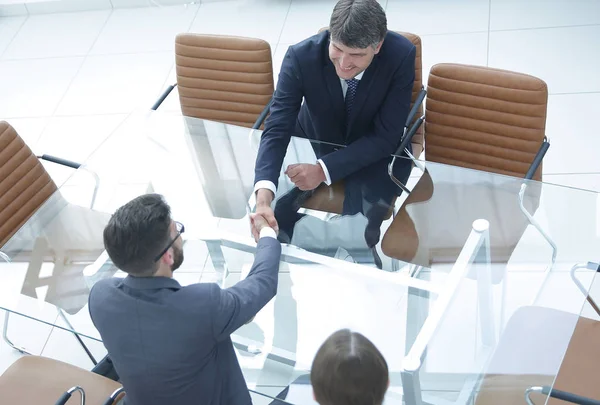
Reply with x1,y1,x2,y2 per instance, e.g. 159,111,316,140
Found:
254,180,277,197
317,159,332,186
259,227,277,239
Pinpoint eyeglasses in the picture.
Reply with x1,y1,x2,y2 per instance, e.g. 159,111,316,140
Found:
154,221,185,262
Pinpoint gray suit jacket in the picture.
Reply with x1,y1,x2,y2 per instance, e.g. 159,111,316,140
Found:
89,237,281,405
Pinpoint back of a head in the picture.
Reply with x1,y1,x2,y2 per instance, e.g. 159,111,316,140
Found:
103,193,172,277
311,329,389,405
329,0,387,49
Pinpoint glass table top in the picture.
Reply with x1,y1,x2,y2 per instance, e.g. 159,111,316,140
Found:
0,111,598,404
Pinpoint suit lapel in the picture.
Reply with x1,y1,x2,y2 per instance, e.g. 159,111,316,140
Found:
323,62,345,135
346,56,380,139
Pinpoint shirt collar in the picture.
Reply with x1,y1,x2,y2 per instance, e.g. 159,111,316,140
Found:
341,70,365,82
122,275,182,290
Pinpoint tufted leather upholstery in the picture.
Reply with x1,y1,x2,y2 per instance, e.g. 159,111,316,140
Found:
302,30,423,216
425,63,548,181
0,121,57,248
175,33,274,128
0,355,123,404
381,64,548,268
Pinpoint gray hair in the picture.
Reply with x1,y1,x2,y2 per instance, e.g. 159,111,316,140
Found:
329,0,387,49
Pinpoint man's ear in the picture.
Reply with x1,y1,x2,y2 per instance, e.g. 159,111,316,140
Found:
374,39,384,54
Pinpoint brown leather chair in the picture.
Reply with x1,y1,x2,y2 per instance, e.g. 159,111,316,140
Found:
153,33,274,129
475,306,600,405
0,355,124,404
0,121,109,358
0,121,57,247
301,29,424,216
381,64,549,269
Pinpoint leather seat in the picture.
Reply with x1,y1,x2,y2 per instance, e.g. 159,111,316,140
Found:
175,33,274,128
0,355,123,404
475,306,600,404
0,121,57,248
381,64,548,267
301,30,424,216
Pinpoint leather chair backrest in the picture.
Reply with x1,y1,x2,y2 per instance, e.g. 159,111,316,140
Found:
0,355,123,404
318,28,424,158
175,33,274,128
425,63,548,181
0,121,57,248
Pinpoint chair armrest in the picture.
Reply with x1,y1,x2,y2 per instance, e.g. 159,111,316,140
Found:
101,387,125,405
37,155,100,209
151,83,177,111
252,95,274,130
55,386,85,405
39,154,81,169
527,386,600,405
524,137,550,180
404,87,427,129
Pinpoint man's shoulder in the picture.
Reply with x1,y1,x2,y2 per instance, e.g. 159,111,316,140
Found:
90,277,122,298
288,31,328,59
380,31,416,61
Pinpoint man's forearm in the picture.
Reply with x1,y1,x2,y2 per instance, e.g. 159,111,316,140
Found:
256,188,274,207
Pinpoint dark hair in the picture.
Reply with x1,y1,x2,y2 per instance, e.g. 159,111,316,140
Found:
311,329,389,405
329,0,387,49
103,193,172,277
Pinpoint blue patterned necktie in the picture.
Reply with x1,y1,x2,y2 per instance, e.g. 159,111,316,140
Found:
345,78,359,116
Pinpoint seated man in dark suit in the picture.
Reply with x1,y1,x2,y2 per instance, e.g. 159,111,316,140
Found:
88,193,281,405
252,0,416,261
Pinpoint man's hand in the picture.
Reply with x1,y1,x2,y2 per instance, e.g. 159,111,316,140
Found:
251,189,279,242
250,210,276,242
285,163,325,191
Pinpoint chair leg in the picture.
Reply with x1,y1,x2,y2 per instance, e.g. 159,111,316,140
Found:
2,311,31,355
57,309,97,366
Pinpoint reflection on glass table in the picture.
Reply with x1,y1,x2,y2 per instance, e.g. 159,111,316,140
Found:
1,112,600,404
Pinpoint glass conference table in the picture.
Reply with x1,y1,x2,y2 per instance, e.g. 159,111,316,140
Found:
1,111,599,404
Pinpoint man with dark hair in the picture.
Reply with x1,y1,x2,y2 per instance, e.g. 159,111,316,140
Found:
89,193,281,405
311,329,389,405
252,0,416,258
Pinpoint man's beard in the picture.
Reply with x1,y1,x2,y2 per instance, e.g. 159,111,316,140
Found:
171,245,184,271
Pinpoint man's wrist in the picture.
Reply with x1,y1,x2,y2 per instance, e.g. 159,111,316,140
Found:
315,163,326,183
256,189,274,207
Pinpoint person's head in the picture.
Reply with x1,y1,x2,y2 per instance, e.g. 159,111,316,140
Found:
103,193,184,277
311,329,389,405
328,0,387,80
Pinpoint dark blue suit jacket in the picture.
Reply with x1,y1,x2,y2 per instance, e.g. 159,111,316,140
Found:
254,30,416,187
89,237,281,405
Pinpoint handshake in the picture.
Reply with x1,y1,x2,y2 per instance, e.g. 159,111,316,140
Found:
249,204,279,242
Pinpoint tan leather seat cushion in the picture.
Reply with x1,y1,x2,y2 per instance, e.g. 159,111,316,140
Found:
425,63,548,181
381,168,541,268
476,307,600,404
0,121,57,248
0,356,122,404
176,33,274,128
303,30,423,215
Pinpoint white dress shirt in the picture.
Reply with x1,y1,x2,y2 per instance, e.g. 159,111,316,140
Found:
259,227,277,239
254,70,365,197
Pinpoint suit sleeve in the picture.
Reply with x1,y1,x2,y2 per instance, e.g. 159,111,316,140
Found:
211,237,282,342
321,45,416,183
254,46,304,188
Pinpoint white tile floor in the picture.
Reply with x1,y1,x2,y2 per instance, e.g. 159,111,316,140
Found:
1,0,599,394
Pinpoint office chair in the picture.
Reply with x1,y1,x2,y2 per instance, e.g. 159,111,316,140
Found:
381,64,553,275
152,33,274,130
0,355,124,405
0,121,108,364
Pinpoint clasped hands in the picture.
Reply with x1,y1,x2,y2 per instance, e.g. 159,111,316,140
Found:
250,163,325,242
